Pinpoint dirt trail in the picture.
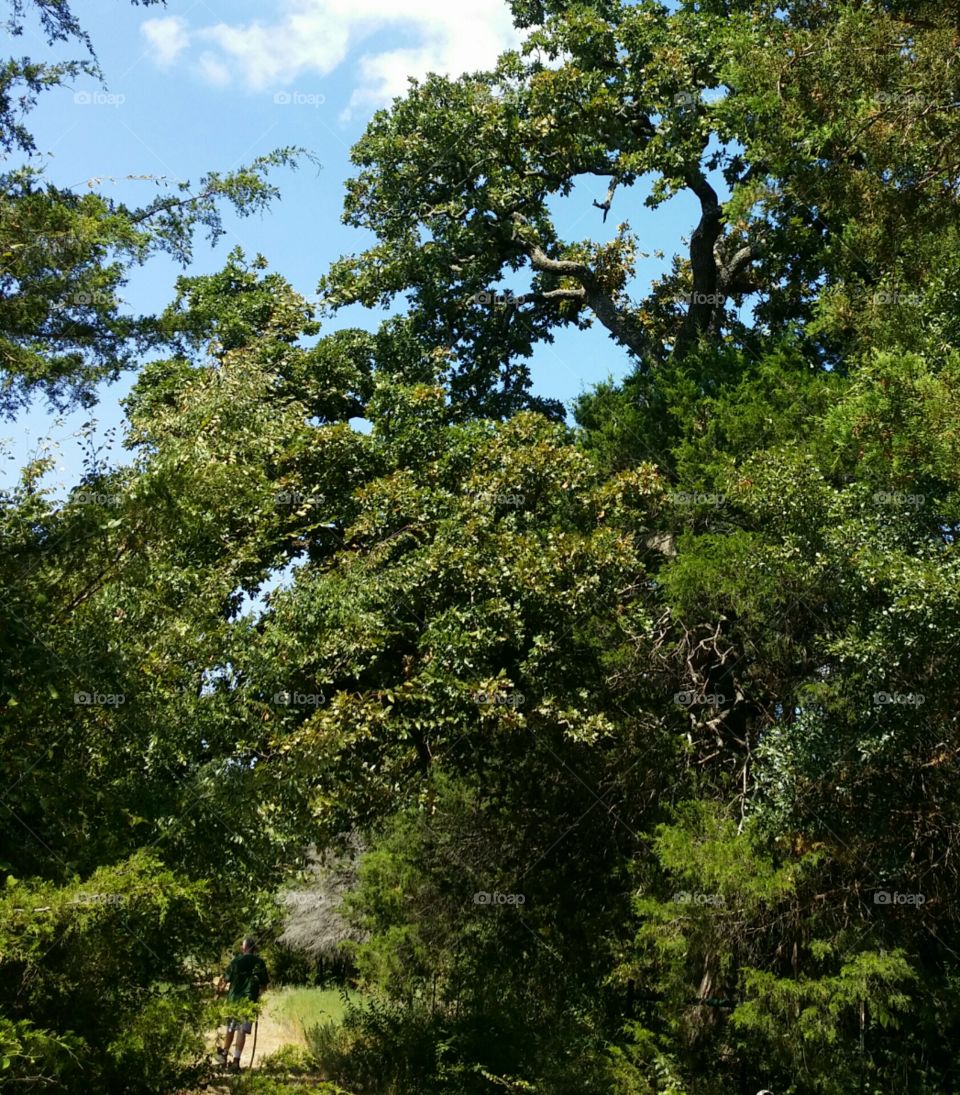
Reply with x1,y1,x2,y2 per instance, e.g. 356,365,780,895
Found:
209,994,307,1070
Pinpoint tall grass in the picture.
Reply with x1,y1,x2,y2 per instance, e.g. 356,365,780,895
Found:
269,986,359,1043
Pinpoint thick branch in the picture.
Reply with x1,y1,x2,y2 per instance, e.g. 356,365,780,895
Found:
524,238,651,360
674,167,724,358
717,239,763,296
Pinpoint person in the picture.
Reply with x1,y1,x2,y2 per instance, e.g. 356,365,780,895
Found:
215,936,269,1072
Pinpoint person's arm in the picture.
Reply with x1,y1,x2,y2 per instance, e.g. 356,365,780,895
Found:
216,957,236,997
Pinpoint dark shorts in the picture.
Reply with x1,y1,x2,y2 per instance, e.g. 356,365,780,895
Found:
226,1018,253,1035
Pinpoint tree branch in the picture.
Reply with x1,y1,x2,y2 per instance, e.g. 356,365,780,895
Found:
519,288,587,304
593,178,619,223
717,238,764,295
523,236,651,360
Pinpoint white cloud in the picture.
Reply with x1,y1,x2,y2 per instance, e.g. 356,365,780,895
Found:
141,16,190,68
196,52,232,90
142,0,522,116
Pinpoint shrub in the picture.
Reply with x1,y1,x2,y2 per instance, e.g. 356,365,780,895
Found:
259,1044,316,1076
306,1000,442,1094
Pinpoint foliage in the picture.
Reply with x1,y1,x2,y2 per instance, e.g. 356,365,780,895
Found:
0,0,308,417
0,853,211,1091
226,1069,353,1095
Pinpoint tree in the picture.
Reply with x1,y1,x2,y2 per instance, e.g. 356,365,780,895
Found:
7,0,960,1090
321,0,959,389
0,0,309,416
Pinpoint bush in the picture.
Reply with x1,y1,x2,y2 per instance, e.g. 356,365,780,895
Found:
259,1044,316,1076
0,1015,83,1088
306,1000,442,1094
305,997,618,1095
0,853,210,1093
263,941,319,987
227,1074,352,1095
104,993,209,1094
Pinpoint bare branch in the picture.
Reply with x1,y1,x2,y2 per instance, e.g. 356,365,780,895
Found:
593,178,619,223
519,288,587,304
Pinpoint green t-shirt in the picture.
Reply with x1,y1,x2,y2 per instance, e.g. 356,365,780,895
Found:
225,952,269,1003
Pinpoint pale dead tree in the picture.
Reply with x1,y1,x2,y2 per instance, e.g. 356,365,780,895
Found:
279,839,369,967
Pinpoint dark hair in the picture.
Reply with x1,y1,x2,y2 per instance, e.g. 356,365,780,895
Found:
242,936,257,950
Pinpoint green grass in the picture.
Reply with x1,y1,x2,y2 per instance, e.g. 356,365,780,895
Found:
268,986,359,1040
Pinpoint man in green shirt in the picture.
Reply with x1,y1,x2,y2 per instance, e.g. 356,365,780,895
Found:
215,936,269,1072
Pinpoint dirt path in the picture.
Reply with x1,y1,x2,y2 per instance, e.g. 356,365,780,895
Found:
209,995,307,1070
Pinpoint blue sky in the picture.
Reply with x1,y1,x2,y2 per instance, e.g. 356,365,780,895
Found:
2,0,703,494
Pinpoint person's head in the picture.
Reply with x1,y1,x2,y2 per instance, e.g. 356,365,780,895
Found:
241,936,257,954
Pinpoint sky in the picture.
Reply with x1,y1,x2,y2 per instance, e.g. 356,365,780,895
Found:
2,0,702,495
